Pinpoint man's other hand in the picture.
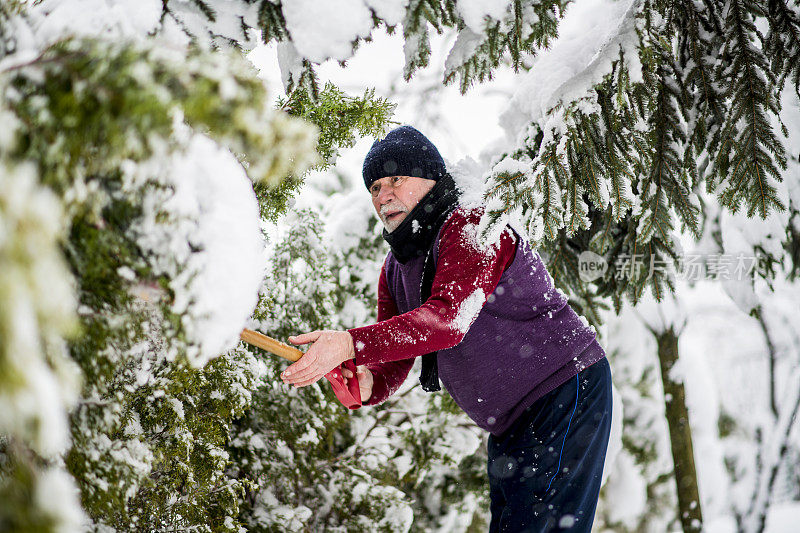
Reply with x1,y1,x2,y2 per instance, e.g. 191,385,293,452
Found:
281,330,355,387
342,366,374,403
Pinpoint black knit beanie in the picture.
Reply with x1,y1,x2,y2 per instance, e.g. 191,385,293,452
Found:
362,125,447,189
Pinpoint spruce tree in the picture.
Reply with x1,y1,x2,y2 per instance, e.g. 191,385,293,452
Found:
0,31,317,530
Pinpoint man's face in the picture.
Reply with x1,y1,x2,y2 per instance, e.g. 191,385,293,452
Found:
370,175,437,232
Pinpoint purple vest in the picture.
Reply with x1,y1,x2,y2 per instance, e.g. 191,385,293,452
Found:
383,222,606,436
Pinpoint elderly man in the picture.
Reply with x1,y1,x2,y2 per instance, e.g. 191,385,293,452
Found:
281,125,612,532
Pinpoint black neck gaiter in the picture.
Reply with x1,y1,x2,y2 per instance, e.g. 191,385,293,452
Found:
382,173,460,264
381,173,460,392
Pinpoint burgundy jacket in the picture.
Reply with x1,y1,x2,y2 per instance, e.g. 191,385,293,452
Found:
348,207,606,435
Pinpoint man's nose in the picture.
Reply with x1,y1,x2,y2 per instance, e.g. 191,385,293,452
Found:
377,184,395,204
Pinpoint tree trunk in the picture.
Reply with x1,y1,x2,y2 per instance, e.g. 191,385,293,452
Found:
655,326,704,532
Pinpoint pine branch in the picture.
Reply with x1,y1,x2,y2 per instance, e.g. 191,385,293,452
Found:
589,209,616,255
674,0,726,160
442,0,567,93
595,79,639,221
402,0,442,81
640,57,699,243
191,0,216,23
276,81,395,167
765,0,800,95
256,0,288,42
539,148,567,242
563,176,590,237
713,0,787,219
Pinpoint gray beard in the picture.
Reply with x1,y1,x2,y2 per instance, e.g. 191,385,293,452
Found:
381,216,403,233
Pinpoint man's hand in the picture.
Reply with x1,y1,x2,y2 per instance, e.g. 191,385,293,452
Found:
281,330,355,387
341,366,374,403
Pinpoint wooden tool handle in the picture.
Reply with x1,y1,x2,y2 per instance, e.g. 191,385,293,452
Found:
240,329,303,362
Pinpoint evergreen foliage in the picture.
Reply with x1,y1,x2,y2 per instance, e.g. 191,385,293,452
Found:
160,0,800,320
766,0,800,94
0,3,402,530
231,209,412,532
207,0,569,99
442,0,567,92
479,0,800,321
276,82,396,167
4,0,800,531
0,30,318,531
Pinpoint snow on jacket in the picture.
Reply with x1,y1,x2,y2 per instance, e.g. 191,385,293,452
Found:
347,206,606,435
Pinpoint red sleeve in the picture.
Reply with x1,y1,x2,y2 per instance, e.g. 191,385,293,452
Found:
360,260,414,405
348,209,517,367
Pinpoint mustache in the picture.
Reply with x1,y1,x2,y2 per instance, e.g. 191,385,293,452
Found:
380,202,409,218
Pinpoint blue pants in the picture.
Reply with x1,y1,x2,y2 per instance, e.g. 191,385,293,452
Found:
487,358,612,532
